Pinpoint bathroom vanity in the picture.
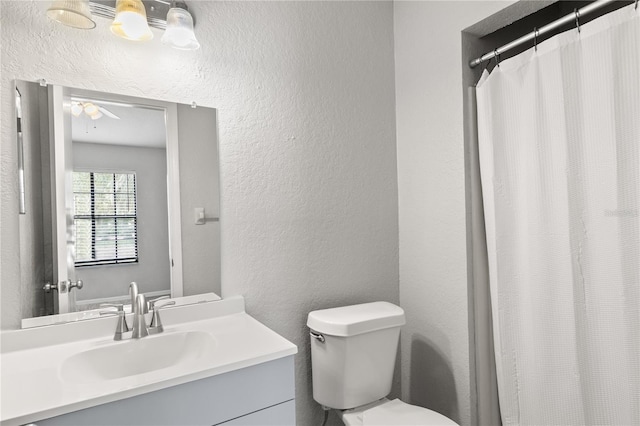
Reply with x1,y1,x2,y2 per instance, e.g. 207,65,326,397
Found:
0,296,297,426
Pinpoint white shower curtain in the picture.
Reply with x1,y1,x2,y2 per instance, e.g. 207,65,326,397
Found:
476,4,639,426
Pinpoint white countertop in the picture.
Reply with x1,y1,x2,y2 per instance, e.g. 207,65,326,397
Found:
0,296,297,426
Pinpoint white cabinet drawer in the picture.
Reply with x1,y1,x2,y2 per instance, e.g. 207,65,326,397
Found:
36,356,295,426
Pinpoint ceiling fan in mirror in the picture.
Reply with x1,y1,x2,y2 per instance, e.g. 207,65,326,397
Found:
71,101,121,120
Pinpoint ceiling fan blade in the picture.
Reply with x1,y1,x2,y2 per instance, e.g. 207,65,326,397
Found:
99,106,120,119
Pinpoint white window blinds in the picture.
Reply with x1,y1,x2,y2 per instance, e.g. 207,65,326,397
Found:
73,171,138,267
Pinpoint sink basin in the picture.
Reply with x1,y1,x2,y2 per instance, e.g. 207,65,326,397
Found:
60,331,216,384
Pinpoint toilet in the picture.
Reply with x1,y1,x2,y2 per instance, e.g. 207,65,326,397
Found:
307,301,459,426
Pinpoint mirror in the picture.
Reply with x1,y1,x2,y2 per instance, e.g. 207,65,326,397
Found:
16,80,221,327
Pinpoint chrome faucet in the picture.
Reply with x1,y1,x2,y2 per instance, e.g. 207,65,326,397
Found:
132,293,149,339
129,281,139,312
102,283,173,341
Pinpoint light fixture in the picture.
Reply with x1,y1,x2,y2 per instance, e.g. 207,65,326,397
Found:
161,4,200,50
71,101,120,120
46,1,200,50
110,0,153,41
46,0,96,29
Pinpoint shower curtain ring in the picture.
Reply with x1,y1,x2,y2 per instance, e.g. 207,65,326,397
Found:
533,27,538,51
574,8,581,33
494,49,500,67
484,56,492,71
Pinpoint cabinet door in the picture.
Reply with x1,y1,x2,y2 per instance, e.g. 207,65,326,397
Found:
217,400,295,425
36,356,294,426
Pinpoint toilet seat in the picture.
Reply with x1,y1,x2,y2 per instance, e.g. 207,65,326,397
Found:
341,399,459,426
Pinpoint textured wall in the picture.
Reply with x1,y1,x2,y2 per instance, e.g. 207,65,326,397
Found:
0,1,398,424
394,2,509,426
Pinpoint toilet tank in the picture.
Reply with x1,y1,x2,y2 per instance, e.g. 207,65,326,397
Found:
307,302,405,410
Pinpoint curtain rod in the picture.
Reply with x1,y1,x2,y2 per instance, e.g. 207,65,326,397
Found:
469,0,623,68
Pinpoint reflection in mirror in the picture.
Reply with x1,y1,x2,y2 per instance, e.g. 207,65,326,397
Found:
16,80,221,327
71,100,171,310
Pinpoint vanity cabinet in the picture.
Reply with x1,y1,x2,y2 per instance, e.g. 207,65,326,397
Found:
34,356,295,426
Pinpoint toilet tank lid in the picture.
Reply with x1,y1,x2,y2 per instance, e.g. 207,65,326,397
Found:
307,302,405,337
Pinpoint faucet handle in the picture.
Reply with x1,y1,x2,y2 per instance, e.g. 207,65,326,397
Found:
152,300,176,312
149,296,173,309
99,302,125,312
99,305,130,339
147,295,168,310
149,299,176,334
100,303,128,316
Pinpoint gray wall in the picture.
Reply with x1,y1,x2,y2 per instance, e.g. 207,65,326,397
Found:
1,2,398,424
177,105,221,297
72,142,171,301
394,2,511,425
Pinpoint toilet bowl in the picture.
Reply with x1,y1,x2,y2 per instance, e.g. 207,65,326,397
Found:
307,302,459,426
339,398,458,426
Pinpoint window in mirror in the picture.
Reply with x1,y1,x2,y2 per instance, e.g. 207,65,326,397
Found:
73,171,138,267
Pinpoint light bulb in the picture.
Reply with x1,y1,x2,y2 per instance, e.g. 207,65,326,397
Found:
71,102,83,117
83,103,99,116
111,0,153,41
161,7,200,50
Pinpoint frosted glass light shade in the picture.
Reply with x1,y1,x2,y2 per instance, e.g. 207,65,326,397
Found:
111,0,153,41
83,103,99,116
46,0,96,29
71,102,83,117
161,7,200,50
